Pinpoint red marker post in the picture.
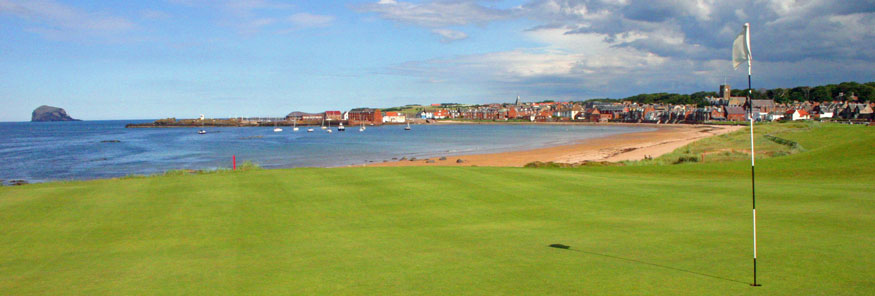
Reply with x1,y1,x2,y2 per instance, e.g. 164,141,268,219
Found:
233,155,236,170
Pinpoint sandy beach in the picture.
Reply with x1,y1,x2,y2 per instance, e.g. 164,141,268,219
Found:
367,123,742,167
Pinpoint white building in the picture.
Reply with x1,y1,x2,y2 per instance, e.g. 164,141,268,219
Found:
382,112,407,123
767,112,784,121
554,110,579,119
786,109,810,121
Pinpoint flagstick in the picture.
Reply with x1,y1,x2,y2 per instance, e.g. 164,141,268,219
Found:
748,71,760,287
745,22,760,286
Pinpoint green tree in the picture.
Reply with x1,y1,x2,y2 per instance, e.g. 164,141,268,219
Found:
810,86,832,102
751,89,768,100
768,88,790,103
789,86,811,101
602,81,872,105
857,85,874,102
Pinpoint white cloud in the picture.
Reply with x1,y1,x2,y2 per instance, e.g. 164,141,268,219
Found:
168,0,336,34
353,0,513,27
392,27,667,91
354,0,516,42
353,0,874,98
168,0,298,34
432,29,468,43
287,13,335,28
169,0,294,14
526,0,875,62
0,0,134,37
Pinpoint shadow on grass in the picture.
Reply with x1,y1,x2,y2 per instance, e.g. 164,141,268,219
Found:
548,244,749,285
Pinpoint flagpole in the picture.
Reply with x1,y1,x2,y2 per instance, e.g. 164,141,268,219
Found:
744,23,761,287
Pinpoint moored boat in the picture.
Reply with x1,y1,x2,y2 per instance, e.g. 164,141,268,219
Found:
273,118,283,132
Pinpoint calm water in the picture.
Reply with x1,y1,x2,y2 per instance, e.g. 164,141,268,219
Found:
0,121,651,182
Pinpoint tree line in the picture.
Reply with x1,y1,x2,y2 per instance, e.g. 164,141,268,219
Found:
592,81,874,105
730,81,875,103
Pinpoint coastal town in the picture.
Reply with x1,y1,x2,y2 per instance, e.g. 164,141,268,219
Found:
128,84,875,128
400,84,873,124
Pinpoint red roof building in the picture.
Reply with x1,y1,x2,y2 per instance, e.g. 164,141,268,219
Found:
348,108,383,125
725,106,746,121
324,111,342,121
433,109,449,119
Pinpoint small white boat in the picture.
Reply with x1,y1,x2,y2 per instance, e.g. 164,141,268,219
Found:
321,118,327,130
326,129,333,133
404,121,411,131
307,128,314,132
338,122,345,132
198,114,207,134
273,118,283,132
292,119,299,132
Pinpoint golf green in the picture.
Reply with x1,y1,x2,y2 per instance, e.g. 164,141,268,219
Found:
1,123,872,295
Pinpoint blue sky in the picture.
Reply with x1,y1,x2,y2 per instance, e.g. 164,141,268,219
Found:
1,0,873,121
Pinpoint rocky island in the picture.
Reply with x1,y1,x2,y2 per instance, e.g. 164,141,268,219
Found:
31,105,80,122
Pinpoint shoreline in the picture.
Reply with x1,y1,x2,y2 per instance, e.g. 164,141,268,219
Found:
365,123,742,167
2,122,741,185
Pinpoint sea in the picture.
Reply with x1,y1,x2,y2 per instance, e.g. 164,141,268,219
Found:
0,120,651,183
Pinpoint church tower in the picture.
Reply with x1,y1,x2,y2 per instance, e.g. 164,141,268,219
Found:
719,84,731,100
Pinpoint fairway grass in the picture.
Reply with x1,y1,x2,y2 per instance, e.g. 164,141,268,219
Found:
1,123,873,295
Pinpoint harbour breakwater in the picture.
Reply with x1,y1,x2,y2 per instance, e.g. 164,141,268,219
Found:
124,118,387,128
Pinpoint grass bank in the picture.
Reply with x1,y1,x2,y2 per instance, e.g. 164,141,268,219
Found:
623,121,813,165
1,123,872,295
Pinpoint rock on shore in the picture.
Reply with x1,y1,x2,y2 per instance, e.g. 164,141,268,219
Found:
31,105,79,122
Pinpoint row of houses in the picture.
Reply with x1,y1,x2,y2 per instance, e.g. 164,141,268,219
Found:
280,85,873,125
285,108,409,125
412,99,874,124
746,100,874,122
411,84,873,123
283,99,873,126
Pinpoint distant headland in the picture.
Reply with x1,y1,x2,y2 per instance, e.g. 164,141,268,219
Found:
31,105,80,122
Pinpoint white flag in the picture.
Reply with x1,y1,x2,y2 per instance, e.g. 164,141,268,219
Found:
733,23,752,71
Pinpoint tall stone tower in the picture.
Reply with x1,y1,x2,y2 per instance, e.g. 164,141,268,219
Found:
514,96,521,106
719,84,731,100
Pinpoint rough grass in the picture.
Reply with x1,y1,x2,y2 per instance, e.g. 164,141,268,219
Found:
0,123,872,295
624,122,818,166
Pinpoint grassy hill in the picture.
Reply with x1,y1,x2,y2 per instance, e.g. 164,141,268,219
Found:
1,123,873,295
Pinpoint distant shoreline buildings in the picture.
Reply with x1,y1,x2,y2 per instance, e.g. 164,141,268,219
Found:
282,85,872,126
396,84,873,124
127,84,874,128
